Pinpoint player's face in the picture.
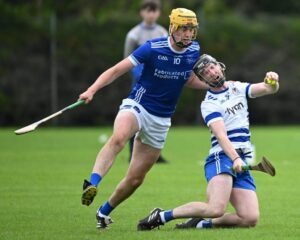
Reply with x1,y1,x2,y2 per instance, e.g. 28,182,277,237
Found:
173,26,197,46
141,8,160,25
201,63,225,87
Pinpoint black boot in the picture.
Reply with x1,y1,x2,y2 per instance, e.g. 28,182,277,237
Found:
156,155,168,164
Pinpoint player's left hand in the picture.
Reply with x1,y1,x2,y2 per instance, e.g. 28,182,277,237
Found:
232,158,245,173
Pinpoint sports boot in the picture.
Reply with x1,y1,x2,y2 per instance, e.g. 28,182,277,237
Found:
175,218,203,229
81,179,97,206
96,210,114,229
137,208,164,231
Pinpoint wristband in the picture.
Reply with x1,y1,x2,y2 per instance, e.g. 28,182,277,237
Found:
232,156,240,162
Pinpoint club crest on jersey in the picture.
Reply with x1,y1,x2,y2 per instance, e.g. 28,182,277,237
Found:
208,95,217,101
158,55,168,61
232,87,240,95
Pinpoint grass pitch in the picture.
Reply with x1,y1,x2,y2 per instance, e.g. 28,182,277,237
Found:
0,126,300,240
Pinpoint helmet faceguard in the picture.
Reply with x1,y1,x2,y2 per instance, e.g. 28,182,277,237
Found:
193,54,226,88
169,8,198,48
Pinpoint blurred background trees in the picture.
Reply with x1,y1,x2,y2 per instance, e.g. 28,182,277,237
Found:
1,0,300,126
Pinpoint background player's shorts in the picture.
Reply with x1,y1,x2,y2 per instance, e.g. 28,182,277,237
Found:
204,150,256,191
119,98,171,149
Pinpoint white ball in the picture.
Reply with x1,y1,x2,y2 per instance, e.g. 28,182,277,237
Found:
98,134,108,144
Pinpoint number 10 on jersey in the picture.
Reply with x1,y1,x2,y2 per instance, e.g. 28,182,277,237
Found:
174,58,181,64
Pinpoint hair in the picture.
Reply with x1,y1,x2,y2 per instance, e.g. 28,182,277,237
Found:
140,0,161,11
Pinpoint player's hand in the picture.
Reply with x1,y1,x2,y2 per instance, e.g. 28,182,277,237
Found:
264,71,279,86
232,157,245,173
79,89,94,104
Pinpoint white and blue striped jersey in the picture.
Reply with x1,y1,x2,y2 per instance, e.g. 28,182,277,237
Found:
201,81,255,155
128,36,200,117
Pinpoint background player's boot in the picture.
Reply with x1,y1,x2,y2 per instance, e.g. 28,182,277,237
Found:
156,155,168,163
81,179,97,206
175,218,203,229
137,208,164,230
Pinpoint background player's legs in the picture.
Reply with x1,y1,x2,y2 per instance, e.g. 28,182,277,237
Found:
156,154,168,163
128,136,134,162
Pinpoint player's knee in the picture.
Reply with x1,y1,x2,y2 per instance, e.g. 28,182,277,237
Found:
126,175,145,189
210,205,226,218
242,218,258,227
110,134,127,150
241,212,259,227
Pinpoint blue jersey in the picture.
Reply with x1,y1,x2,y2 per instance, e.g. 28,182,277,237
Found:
128,37,200,117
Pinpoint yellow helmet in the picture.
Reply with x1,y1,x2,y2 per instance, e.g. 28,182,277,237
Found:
169,8,198,38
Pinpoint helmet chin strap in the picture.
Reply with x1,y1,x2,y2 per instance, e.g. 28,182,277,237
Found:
171,34,192,48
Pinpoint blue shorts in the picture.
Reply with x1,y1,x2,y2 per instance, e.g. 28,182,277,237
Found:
204,151,256,191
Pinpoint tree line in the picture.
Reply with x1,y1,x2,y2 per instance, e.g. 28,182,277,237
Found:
1,0,300,126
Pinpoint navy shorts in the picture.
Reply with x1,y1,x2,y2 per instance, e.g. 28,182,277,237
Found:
204,151,256,191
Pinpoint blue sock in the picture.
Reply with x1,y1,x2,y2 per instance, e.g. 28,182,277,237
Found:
99,201,114,216
164,210,174,222
90,173,102,186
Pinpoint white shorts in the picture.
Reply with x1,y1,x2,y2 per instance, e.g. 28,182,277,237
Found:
119,98,171,149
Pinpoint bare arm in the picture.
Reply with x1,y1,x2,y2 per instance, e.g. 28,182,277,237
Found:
79,58,134,103
209,120,245,172
250,71,279,97
185,72,209,90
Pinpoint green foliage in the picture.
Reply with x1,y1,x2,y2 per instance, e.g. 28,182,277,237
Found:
202,0,232,15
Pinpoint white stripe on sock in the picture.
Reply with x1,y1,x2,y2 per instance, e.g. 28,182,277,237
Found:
159,212,166,223
196,220,204,228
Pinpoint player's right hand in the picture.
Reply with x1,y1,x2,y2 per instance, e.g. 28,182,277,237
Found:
79,90,94,104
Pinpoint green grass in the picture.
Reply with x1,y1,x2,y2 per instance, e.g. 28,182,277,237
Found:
0,126,300,240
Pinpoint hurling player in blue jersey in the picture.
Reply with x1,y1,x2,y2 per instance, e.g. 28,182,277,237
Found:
137,54,279,230
79,8,208,229
124,0,169,164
